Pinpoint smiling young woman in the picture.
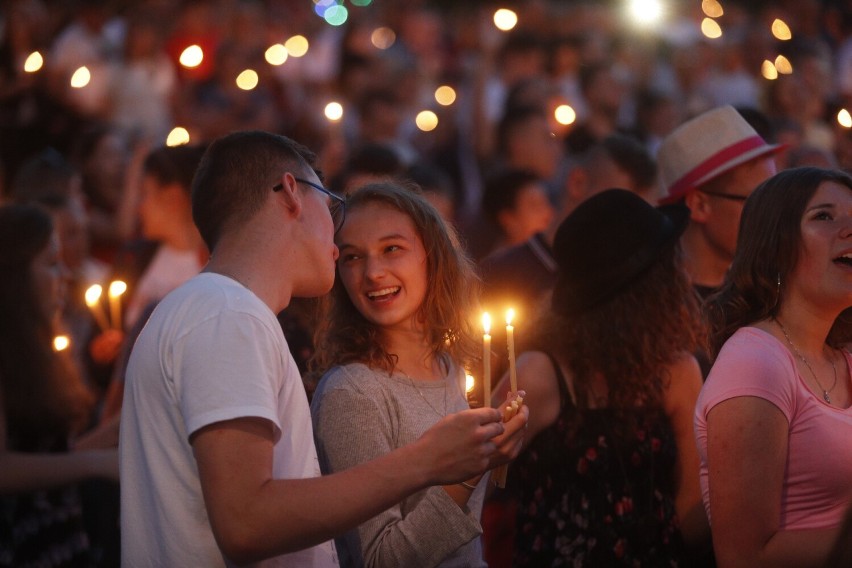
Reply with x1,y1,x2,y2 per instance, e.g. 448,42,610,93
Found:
699,167,852,568
310,182,527,567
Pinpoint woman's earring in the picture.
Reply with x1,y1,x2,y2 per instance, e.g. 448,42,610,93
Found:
773,272,782,309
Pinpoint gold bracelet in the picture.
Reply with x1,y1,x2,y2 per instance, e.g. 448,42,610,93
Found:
460,481,477,491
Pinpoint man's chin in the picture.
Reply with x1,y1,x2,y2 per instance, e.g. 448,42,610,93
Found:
293,277,335,299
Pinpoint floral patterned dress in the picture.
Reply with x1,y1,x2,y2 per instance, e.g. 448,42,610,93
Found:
510,357,684,567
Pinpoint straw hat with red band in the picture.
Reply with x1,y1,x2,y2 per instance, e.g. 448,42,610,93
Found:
658,105,785,205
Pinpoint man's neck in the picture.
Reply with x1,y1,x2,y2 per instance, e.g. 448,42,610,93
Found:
680,225,731,290
205,238,293,314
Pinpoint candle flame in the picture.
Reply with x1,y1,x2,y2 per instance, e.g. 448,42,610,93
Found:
465,373,475,393
482,312,491,334
53,335,70,352
108,280,127,298
506,308,515,326
85,284,103,306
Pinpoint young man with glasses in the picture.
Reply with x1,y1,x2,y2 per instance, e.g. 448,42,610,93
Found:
119,130,528,567
658,105,783,299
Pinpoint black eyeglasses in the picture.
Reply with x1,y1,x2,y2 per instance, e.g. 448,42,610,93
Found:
699,189,749,203
273,177,346,233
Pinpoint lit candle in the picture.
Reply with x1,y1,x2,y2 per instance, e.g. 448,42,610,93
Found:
506,308,517,393
84,284,110,332
482,312,492,407
53,335,70,352
108,280,127,330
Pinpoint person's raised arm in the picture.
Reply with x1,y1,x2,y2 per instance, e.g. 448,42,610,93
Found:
192,406,508,565
494,350,560,442
706,397,839,567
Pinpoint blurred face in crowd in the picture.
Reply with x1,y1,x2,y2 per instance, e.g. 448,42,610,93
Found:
31,232,66,322
694,156,777,261
507,115,563,180
499,181,554,245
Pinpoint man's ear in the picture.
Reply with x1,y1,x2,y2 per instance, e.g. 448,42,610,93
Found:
273,173,303,219
684,189,711,223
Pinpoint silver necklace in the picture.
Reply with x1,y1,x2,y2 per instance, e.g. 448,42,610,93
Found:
775,318,838,403
399,369,448,418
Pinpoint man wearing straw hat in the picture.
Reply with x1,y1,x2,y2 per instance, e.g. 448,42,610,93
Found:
658,105,783,298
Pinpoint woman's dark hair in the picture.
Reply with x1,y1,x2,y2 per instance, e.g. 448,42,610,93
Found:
531,244,705,414
0,204,93,449
706,167,852,356
312,182,480,375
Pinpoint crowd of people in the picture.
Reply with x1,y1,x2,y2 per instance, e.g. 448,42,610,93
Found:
3,0,852,567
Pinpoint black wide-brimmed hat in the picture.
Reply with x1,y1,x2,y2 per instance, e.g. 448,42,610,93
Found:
551,188,689,317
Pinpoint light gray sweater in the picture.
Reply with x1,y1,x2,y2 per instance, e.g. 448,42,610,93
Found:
311,360,488,568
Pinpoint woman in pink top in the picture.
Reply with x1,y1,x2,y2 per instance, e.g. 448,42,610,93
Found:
696,167,852,567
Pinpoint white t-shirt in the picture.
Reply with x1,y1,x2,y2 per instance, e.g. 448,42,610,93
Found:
124,244,204,331
120,273,337,567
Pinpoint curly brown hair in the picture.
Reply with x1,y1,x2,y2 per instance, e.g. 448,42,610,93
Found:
706,167,852,356
530,244,706,413
311,182,481,375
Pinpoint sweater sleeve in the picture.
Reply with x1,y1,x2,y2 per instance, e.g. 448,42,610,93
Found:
311,368,482,568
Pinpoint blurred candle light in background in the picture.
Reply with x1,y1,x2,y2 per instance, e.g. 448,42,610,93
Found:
415,110,439,132
555,104,577,125
701,17,723,39
70,66,90,88
838,109,852,128
774,55,793,74
108,280,127,330
24,51,43,73
236,69,259,90
701,0,723,18
265,44,288,66
166,127,190,147
772,19,792,41
325,101,344,122
85,284,110,331
53,335,70,352
493,9,518,31
434,86,456,106
627,0,664,26
285,35,309,57
371,27,396,49
761,60,779,80
179,45,204,68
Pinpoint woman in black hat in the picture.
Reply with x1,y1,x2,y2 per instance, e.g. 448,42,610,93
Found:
697,167,852,567
495,189,710,566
